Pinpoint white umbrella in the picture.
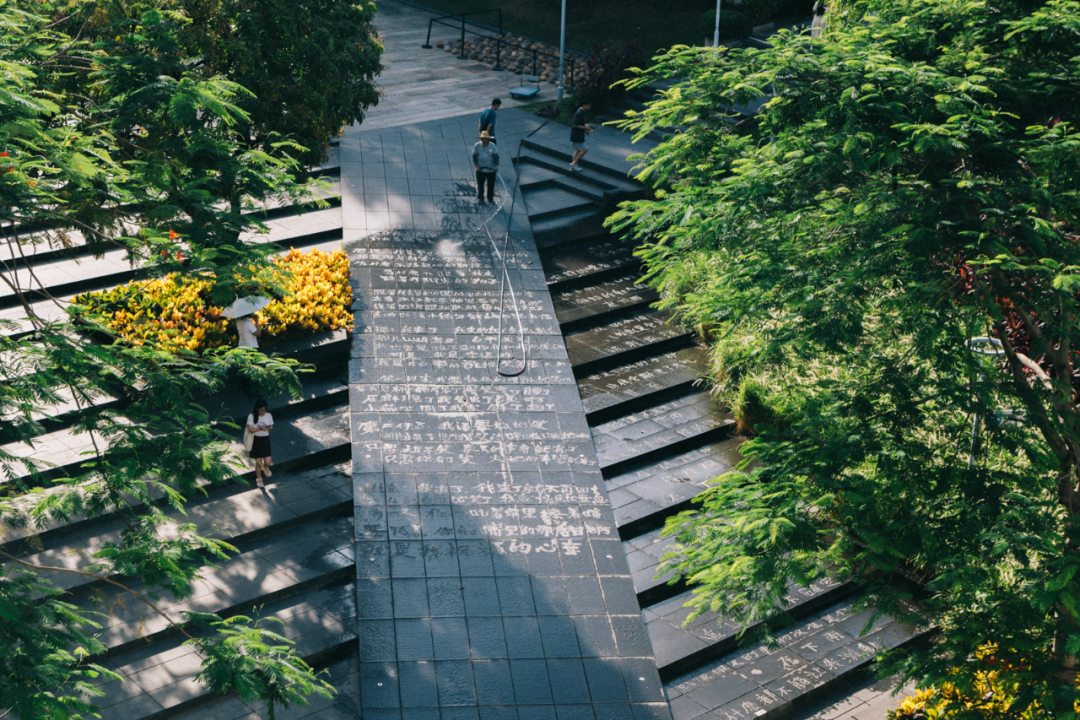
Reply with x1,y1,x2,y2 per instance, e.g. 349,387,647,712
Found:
220,296,272,319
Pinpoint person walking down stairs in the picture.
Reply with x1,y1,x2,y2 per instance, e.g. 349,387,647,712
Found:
569,101,593,172
246,398,274,488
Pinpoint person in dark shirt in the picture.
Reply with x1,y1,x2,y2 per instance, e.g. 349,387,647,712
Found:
569,102,592,172
479,98,501,144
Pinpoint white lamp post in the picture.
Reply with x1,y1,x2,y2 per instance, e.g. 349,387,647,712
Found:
713,0,722,47
557,0,567,101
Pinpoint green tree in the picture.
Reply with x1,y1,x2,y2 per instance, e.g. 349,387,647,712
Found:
68,0,383,169
610,0,1080,712
0,2,345,717
175,0,382,168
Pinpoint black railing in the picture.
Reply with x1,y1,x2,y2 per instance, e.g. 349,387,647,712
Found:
422,10,581,89
422,9,502,51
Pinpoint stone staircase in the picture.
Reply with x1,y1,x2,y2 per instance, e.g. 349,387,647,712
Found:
1,148,366,719
511,120,923,719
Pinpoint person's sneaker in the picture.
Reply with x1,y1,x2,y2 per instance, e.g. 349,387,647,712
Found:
569,163,576,171
571,164,584,172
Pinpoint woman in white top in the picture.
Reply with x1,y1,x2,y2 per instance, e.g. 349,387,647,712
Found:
247,398,274,487
236,314,261,348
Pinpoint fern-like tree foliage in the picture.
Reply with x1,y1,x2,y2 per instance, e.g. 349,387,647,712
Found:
609,0,1080,712
0,1,362,717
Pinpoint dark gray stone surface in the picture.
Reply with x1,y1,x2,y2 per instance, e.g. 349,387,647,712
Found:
346,113,671,719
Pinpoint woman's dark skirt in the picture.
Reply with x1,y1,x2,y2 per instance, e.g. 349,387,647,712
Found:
250,435,272,458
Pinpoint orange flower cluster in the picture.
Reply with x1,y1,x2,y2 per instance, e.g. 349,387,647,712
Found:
74,248,352,353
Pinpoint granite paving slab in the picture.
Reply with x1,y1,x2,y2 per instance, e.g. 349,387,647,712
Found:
346,110,672,719
578,350,710,421
566,312,693,375
662,599,921,720
552,271,658,326
542,237,639,287
644,577,855,677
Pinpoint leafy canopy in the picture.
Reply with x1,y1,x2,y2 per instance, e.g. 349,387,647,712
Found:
0,0,366,717
610,0,1080,713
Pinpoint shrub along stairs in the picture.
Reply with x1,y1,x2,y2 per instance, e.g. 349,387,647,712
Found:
0,149,366,719
516,122,923,720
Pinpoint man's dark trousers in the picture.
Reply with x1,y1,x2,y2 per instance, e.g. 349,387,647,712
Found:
476,170,495,201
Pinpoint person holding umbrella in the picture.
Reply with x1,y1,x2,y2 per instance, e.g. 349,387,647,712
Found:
222,296,273,348
235,314,261,348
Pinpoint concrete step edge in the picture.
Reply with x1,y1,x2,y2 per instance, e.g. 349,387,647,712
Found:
655,581,861,683
600,422,737,479
585,379,705,427
54,499,354,610
571,332,696,378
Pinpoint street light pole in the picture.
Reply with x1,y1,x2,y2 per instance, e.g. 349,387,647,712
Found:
557,0,567,101
713,0,722,47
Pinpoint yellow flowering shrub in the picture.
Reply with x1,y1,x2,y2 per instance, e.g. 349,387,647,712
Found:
75,248,352,353
888,645,1080,720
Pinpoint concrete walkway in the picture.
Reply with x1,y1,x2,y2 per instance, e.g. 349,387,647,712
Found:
342,110,671,718
360,0,567,132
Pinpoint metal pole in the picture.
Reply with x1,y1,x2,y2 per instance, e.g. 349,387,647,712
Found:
494,38,502,70
423,19,433,48
713,0,722,47
458,17,468,59
557,0,567,100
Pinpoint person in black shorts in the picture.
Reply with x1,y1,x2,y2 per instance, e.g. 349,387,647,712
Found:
569,102,593,172
246,398,274,487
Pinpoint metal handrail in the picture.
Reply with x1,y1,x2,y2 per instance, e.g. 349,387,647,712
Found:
422,9,502,50
422,12,582,89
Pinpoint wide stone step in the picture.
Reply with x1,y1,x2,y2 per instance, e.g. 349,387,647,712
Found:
521,185,598,222
646,579,856,680
530,207,610,250
595,394,735,478
580,352,711,425
0,219,344,312
540,235,639,287
518,172,607,203
662,597,923,720
0,356,347,448
624,527,686,607
566,311,695,377
553,270,658,331
0,189,342,278
515,149,644,198
169,651,363,719
75,504,355,657
13,458,353,600
85,576,357,720
519,140,645,193
2,373,351,488
608,436,744,540
0,382,352,548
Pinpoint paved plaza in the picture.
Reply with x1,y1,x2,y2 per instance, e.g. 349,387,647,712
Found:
361,0,570,132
